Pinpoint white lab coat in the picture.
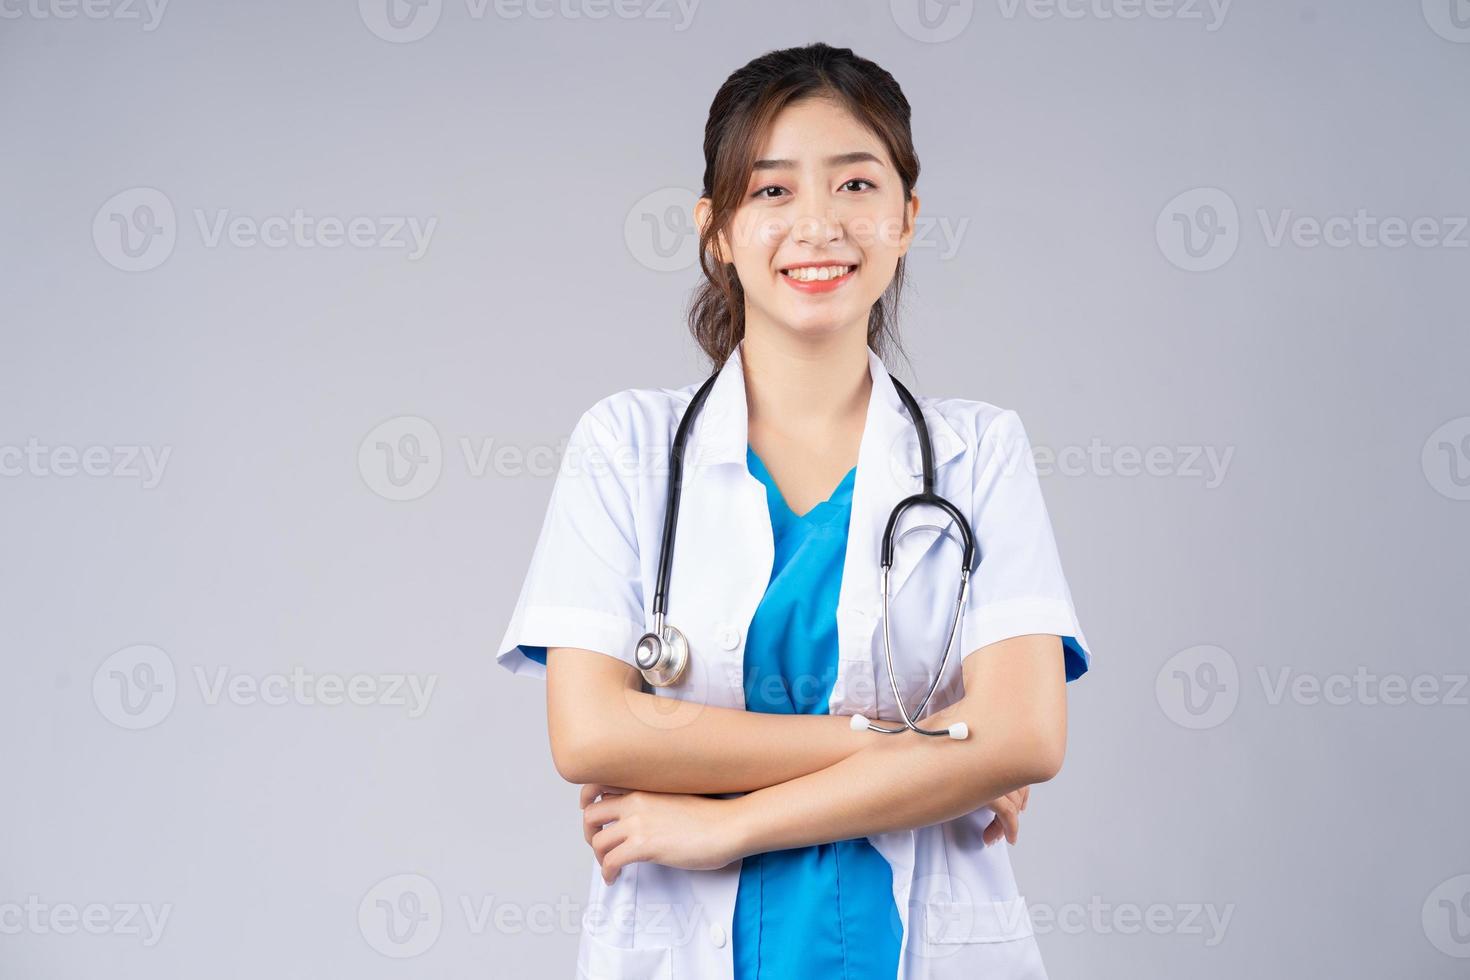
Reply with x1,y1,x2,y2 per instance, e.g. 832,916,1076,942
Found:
497,337,1092,980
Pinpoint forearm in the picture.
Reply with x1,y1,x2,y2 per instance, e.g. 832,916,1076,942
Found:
557,689,893,794
728,699,1057,853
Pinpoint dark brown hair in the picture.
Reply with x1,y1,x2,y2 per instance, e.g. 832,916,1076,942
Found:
687,42,920,371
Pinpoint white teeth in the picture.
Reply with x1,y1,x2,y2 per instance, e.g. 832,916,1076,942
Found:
783,264,853,282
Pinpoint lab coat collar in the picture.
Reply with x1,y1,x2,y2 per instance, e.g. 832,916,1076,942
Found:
690,336,965,476
683,336,968,636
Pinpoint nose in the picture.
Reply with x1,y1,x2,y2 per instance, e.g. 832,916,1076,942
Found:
791,198,843,249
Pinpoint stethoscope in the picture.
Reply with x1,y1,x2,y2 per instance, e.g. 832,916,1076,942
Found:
633,364,974,740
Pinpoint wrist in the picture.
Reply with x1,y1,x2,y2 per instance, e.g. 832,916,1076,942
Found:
725,790,767,859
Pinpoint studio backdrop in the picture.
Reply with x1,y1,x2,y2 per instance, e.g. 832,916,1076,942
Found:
2,1,1466,978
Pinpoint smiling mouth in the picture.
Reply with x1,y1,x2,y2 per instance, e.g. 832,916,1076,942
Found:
779,264,858,283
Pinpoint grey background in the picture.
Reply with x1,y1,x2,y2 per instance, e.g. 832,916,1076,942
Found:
2,0,1468,977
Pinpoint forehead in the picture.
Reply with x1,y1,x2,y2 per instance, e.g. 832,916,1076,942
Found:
757,96,887,161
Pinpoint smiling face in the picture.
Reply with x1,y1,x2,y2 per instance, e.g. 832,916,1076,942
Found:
696,95,919,343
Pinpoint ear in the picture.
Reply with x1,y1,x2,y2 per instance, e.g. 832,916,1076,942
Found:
895,190,920,259
694,196,730,264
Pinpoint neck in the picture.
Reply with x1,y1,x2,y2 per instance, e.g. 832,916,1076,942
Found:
738,322,872,444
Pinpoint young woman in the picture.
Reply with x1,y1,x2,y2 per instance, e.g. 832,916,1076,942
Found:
497,42,1091,980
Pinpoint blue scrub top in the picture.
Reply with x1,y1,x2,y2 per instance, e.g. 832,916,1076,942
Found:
732,444,902,980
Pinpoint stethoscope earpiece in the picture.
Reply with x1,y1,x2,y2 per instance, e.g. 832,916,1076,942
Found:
850,713,969,740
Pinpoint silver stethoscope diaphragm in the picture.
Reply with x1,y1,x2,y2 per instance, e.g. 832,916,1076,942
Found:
633,613,689,688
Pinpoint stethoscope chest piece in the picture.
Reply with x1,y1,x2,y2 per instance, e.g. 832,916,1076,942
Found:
634,616,689,687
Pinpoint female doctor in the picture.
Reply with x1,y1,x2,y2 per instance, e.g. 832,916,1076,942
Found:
497,42,1091,980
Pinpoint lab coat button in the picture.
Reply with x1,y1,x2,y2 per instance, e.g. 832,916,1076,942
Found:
709,923,727,947
717,625,741,650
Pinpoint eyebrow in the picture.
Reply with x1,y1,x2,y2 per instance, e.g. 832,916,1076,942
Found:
751,151,885,171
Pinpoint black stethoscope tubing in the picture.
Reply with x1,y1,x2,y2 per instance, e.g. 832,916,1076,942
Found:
636,360,976,739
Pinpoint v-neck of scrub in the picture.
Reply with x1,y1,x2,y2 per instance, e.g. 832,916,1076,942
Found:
746,444,857,525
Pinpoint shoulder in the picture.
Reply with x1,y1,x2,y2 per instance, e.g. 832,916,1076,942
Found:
577,383,1033,456
573,382,697,445
917,394,1030,456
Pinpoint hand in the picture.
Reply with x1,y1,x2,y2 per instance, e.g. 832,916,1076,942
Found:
981,786,1030,846
580,783,746,885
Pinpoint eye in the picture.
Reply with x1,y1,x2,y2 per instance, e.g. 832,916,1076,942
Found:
842,178,876,192
751,185,787,200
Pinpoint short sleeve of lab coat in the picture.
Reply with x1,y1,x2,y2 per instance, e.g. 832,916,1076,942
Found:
495,406,647,681
960,409,1092,681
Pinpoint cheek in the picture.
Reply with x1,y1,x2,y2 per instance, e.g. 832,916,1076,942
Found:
847,210,909,253
857,257,900,300
730,212,788,256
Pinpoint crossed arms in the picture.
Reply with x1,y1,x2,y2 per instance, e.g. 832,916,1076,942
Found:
545,632,1067,852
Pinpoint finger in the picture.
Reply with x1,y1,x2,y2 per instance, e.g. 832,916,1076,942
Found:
583,804,607,847
1004,789,1025,816
1000,801,1020,845
983,798,1014,845
600,838,640,886
584,797,622,825
583,797,622,844
591,822,630,868
1020,785,1030,811
580,784,632,809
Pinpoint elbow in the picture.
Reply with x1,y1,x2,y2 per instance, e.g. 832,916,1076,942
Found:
1013,722,1066,785
550,740,590,785
548,723,608,785
545,652,643,785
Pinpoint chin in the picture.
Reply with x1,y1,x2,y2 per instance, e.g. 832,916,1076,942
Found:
776,308,863,337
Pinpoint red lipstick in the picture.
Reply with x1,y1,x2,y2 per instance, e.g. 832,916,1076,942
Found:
778,262,858,294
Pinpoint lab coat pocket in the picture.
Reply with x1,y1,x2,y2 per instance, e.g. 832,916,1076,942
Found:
922,894,1035,944
908,894,1048,980
577,927,674,980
